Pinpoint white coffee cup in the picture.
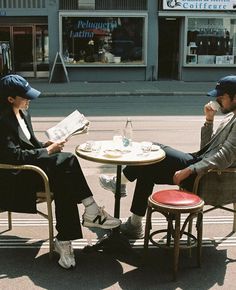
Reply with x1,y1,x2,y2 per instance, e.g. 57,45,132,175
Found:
209,101,220,111
84,140,95,151
141,141,152,154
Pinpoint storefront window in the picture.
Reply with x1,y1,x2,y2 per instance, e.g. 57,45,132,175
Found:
186,18,236,65
60,15,146,65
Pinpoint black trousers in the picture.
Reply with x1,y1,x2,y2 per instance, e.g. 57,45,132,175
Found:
35,152,93,241
123,144,200,216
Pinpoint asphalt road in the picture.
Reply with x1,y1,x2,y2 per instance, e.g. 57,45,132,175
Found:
29,94,214,117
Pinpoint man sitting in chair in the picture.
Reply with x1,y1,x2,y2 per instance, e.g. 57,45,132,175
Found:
0,74,121,269
100,75,236,239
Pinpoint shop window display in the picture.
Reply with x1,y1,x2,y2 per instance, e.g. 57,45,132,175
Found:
61,15,145,65
186,18,236,65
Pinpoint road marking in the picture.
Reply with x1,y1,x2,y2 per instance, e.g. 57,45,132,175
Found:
0,216,235,226
0,237,235,249
0,216,235,249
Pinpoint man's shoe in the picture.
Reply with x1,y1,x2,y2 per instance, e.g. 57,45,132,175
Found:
120,217,144,239
54,238,76,269
82,207,121,229
99,175,127,197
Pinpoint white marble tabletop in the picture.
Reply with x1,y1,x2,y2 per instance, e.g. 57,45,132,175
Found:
75,140,166,166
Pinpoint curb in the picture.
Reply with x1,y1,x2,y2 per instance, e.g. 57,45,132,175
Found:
40,91,206,97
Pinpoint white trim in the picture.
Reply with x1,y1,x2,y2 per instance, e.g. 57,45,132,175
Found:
163,0,236,11
59,11,148,17
65,64,146,67
158,11,236,17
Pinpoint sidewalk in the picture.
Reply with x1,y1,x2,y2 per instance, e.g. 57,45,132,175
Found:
1,79,236,290
30,79,216,97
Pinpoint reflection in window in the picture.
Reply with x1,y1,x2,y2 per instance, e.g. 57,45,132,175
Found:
61,16,145,65
0,27,12,75
36,25,49,71
186,18,236,65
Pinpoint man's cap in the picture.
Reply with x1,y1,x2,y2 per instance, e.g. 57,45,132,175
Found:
207,75,236,97
0,74,41,100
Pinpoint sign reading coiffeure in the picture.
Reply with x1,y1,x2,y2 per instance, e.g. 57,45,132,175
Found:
163,0,236,10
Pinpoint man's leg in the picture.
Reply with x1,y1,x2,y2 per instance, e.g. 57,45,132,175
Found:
123,144,198,216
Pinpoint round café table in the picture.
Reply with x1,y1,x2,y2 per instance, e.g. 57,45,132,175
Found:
75,140,166,252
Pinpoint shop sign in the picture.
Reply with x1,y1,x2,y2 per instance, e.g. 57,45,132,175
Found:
0,11,6,16
163,0,236,10
68,19,118,39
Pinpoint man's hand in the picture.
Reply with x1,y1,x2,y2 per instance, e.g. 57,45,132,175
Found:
173,168,193,186
204,102,217,122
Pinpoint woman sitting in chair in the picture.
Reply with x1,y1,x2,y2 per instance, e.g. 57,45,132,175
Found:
0,74,120,269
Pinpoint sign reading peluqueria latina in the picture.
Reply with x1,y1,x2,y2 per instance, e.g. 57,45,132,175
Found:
163,0,236,10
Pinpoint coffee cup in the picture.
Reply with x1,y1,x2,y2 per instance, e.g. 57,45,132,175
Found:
209,101,220,111
141,141,152,154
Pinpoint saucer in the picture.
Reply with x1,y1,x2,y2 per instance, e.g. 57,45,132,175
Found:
104,150,122,158
79,144,93,152
151,144,160,151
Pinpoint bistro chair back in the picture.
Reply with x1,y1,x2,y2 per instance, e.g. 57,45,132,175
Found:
0,163,54,257
193,168,236,232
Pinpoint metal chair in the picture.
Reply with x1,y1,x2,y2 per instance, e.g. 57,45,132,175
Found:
0,163,54,257
193,168,236,232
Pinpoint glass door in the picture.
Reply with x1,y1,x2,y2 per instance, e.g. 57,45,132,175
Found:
12,25,49,77
13,26,34,76
158,18,180,80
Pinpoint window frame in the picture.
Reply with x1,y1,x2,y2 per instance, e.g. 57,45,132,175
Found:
59,11,148,67
184,16,236,67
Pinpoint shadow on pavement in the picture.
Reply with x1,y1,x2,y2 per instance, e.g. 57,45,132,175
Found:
0,236,123,290
119,247,230,290
0,234,233,290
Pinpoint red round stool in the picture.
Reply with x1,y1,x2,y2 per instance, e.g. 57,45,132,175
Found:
144,189,204,281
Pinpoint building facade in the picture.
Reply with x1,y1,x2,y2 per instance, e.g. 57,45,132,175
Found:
0,0,235,81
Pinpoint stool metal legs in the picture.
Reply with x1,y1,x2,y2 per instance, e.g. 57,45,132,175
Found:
196,211,203,267
144,206,152,256
173,213,181,281
8,211,12,230
144,207,203,281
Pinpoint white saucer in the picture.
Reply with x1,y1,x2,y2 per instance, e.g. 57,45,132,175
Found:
79,144,92,152
151,144,160,151
104,150,122,158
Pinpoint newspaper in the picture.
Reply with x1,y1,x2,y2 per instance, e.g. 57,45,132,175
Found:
45,110,89,142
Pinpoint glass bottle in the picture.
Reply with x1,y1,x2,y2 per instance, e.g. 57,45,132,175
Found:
123,118,133,147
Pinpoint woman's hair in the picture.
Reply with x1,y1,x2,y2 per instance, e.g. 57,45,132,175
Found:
0,94,14,112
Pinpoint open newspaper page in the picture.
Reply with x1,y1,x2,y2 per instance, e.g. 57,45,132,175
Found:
45,110,89,142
